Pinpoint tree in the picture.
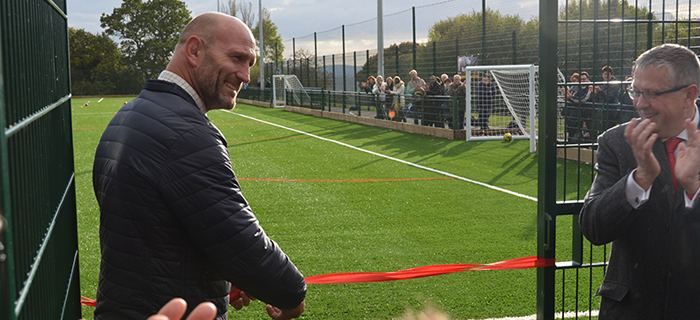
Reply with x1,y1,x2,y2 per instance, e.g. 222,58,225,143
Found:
220,1,284,64
356,42,416,86
289,48,331,88
100,0,191,81
558,0,654,78
220,0,255,29
69,28,142,95
426,8,533,66
250,8,284,64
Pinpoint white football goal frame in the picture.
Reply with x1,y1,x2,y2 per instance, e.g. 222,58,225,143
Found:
465,64,566,153
272,75,286,108
272,75,312,108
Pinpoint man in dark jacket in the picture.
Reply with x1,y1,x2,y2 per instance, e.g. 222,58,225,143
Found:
593,65,623,138
92,12,306,320
475,74,496,129
423,75,445,127
580,44,700,319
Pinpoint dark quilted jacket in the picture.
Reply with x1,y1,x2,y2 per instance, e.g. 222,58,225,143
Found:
92,80,306,320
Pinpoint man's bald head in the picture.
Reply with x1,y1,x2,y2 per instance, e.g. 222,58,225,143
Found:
176,12,251,51
166,12,256,112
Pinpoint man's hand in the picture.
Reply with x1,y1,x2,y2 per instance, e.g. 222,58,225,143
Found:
265,300,305,320
148,298,217,320
230,287,256,310
675,119,700,194
625,118,660,190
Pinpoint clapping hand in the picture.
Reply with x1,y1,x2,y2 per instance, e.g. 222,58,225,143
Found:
624,118,660,190
674,119,700,195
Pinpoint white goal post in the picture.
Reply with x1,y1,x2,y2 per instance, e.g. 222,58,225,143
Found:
272,75,312,108
272,75,286,108
464,64,566,153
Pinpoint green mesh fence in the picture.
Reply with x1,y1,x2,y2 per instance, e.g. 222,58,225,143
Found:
0,0,81,319
249,0,700,318
539,0,700,319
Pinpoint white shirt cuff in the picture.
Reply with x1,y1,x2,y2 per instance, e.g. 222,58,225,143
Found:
626,169,651,209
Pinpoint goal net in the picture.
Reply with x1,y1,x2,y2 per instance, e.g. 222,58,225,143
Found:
272,75,312,108
272,75,286,108
465,65,566,152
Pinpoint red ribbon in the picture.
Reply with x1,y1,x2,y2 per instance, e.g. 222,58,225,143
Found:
238,177,455,182
81,296,96,307
84,256,555,306
229,256,553,302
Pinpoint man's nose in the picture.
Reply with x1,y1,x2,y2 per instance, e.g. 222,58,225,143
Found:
633,94,649,109
238,67,251,84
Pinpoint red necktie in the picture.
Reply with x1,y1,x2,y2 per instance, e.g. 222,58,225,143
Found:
665,137,683,192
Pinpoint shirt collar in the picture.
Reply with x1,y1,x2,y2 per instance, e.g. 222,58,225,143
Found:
666,104,699,142
158,71,207,114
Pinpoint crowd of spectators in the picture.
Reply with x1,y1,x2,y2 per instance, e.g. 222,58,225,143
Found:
251,64,635,137
351,64,637,136
357,69,469,128
562,65,636,143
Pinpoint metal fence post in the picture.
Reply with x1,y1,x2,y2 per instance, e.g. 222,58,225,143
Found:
0,1,81,318
537,0,559,318
432,41,437,76
412,6,416,70
452,96,459,129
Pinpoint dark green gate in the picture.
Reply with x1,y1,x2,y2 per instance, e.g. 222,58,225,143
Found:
0,0,81,319
538,0,700,318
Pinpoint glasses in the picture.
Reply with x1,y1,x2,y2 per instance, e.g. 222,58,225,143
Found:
627,84,691,101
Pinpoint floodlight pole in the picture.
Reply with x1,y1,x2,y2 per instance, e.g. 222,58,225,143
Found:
217,0,219,12
377,0,384,78
259,0,265,92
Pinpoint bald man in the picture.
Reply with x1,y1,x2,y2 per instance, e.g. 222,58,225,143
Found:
93,13,306,320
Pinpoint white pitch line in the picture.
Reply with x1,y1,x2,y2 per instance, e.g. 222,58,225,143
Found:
222,110,537,202
467,309,599,320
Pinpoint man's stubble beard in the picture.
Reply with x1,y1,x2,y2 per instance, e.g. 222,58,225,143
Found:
197,54,237,111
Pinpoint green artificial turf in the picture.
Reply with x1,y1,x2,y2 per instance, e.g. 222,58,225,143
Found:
72,97,599,319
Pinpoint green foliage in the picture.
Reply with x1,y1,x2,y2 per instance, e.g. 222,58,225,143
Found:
559,0,649,20
352,9,541,85
355,42,415,85
661,19,700,49
100,0,191,81
69,28,142,95
425,8,538,67
558,0,654,79
250,8,284,63
428,9,525,43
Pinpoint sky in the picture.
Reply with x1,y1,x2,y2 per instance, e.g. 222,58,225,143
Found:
68,0,444,40
66,0,540,57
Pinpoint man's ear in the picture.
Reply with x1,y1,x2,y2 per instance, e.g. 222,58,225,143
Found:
184,36,204,67
685,84,699,106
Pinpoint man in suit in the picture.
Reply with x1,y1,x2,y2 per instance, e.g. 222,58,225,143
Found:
580,43,700,318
